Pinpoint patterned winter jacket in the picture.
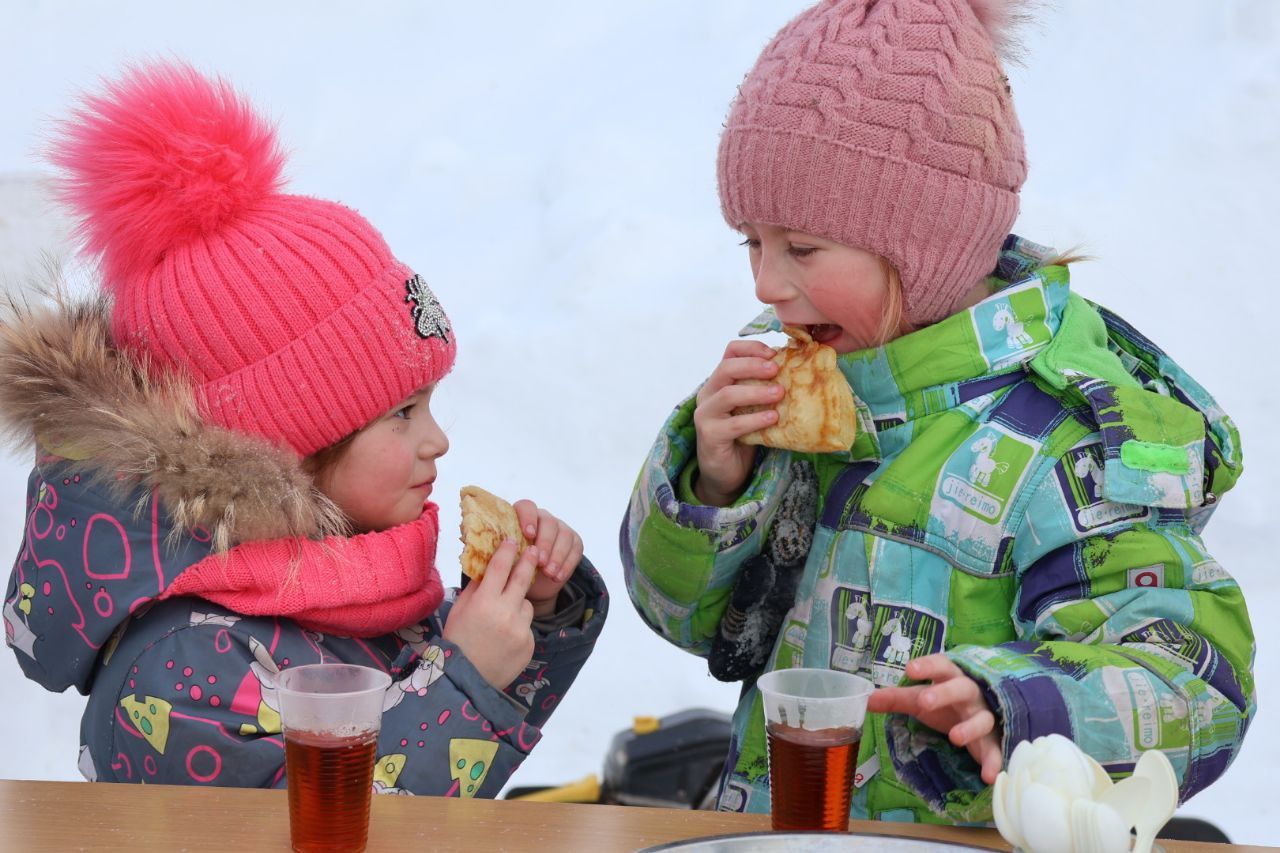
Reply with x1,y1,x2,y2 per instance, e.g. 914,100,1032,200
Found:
621,237,1252,824
1,296,607,795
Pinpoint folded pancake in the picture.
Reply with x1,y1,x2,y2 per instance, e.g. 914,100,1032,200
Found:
738,326,856,453
459,485,527,580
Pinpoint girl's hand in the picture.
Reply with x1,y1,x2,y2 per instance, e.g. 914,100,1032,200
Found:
866,654,1004,784
513,500,583,619
442,539,537,689
693,340,782,506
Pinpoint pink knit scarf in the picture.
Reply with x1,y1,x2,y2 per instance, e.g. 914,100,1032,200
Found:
163,504,445,638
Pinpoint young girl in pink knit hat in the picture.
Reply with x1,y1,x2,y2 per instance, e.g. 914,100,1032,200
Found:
623,0,1252,826
0,61,606,795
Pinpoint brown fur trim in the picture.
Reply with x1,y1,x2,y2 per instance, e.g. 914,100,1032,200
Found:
0,278,349,551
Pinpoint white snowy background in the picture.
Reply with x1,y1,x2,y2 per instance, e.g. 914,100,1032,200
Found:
1,0,1276,845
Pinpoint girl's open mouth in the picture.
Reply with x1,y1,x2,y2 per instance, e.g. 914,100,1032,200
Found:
807,324,843,344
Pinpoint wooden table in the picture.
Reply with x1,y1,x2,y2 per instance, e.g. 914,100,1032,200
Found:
0,779,1269,852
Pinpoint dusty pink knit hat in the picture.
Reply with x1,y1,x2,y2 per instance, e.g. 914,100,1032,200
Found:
50,62,456,457
718,0,1029,326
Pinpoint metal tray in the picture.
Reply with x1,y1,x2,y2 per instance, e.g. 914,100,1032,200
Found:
638,831,998,852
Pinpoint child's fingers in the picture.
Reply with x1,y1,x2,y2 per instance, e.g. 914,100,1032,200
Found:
564,531,584,581
976,734,1004,784
865,685,924,717
948,708,996,748
546,524,578,581
724,410,780,442
904,653,961,683
512,499,539,541
479,538,519,595
717,355,781,383
452,576,477,606
715,381,785,416
503,542,540,599
531,509,558,566
722,340,779,361
702,365,782,409
919,672,979,712
699,354,778,401
698,405,779,446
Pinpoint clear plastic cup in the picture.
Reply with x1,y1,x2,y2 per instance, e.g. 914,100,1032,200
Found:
756,667,875,832
277,663,392,853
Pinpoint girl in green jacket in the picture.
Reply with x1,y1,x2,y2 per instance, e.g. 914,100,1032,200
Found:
621,0,1253,824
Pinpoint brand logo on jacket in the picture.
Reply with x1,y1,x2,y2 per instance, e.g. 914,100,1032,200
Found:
830,585,874,674
1128,564,1165,589
971,282,1052,369
938,427,1034,524
868,606,943,687
1055,445,1148,533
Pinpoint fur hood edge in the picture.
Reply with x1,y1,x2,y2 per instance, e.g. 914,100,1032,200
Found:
0,288,349,551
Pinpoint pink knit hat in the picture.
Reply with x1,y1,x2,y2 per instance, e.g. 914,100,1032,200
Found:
50,62,456,457
718,0,1029,326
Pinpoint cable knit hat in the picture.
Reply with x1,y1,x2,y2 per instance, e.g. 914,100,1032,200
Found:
50,62,456,457
718,0,1029,326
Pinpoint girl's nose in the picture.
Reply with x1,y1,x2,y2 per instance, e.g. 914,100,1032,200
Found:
754,254,794,305
420,422,449,459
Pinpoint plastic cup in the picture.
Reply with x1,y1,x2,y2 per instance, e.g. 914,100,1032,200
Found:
756,667,875,832
277,663,392,853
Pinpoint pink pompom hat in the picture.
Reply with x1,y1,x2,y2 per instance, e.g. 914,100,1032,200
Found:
50,62,456,457
718,0,1029,326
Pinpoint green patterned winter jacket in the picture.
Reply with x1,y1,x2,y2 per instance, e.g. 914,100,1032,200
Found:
620,237,1253,824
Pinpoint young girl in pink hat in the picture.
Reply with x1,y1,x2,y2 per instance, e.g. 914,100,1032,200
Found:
0,61,606,794
623,0,1252,824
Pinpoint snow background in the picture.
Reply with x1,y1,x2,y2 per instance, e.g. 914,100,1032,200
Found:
0,0,1276,845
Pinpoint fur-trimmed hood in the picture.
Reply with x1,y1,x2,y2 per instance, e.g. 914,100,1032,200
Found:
0,289,348,552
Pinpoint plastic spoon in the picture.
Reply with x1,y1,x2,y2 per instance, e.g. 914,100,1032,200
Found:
1071,797,1131,853
1130,750,1179,853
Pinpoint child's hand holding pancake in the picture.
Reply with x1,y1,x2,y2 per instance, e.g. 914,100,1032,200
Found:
459,486,581,620
738,326,856,453
693,339,784,507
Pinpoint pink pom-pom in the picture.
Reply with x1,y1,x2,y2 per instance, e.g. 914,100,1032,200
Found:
50,61,285,290
966,0,1032,63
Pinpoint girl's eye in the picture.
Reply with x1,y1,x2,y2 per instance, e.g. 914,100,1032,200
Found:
739,237,760,250
788,245,817,258
393,405,415,420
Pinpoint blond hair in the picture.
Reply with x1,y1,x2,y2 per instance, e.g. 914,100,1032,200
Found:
1047,248,1093,267
873,259,913,347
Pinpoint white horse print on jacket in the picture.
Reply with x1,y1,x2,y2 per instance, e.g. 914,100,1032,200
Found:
880,613,914,666
845,599,874,652
993,302,1034,348
1073,453,1105,500
969,435,1009,487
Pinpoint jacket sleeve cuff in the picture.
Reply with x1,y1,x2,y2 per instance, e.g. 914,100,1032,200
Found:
674,454,768,509
532,557,608,642
676,458,704,505
947,644,1074,760
531,577,587,633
